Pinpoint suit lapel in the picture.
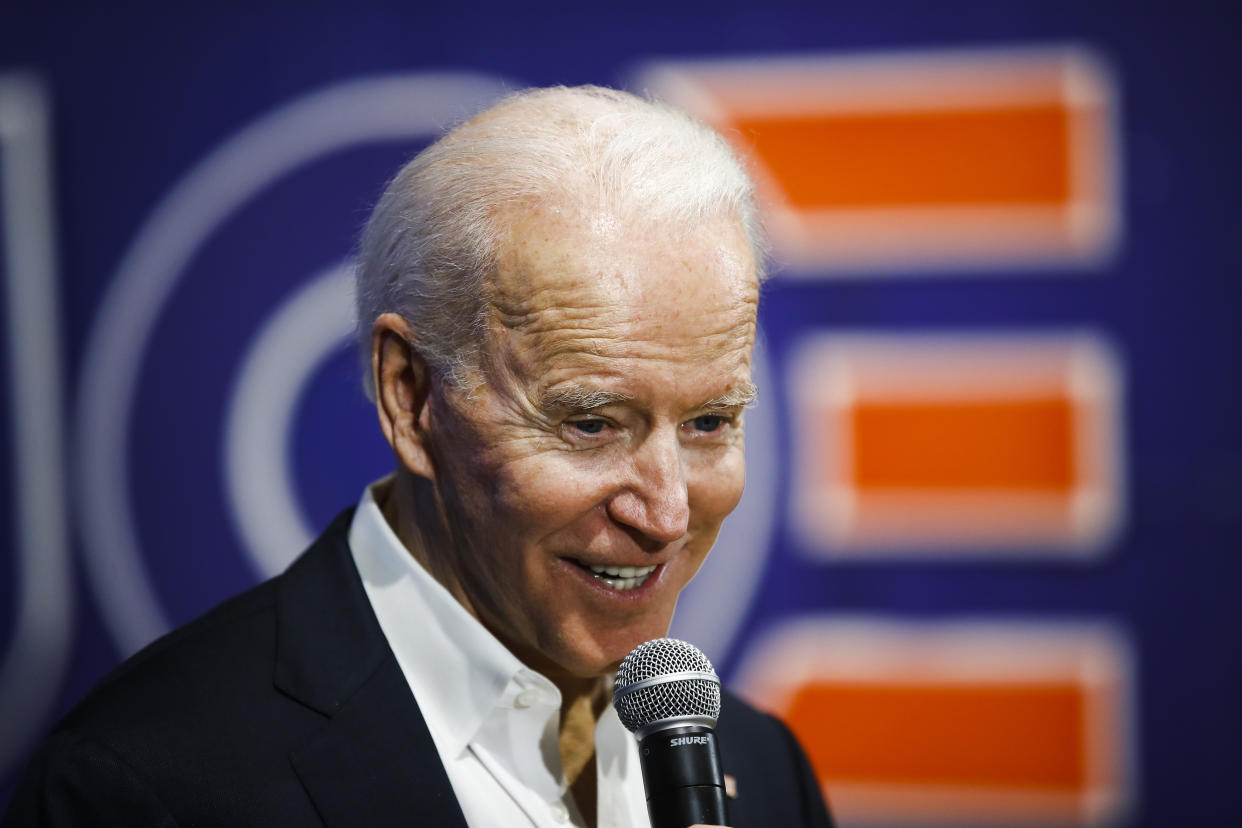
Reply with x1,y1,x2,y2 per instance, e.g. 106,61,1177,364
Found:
289,663,469,827
275,511,468,828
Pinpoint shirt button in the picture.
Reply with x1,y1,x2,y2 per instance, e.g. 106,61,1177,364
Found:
514,688,541,709
549,802,569,823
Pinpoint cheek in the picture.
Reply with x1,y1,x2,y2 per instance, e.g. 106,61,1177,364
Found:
485,444,747,541
486,454,609,537
689,450,747,524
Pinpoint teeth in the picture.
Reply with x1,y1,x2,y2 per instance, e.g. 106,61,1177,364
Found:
588,563,656,578
584,563,657,591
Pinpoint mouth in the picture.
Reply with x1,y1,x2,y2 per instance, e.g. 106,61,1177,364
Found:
571,560,659,592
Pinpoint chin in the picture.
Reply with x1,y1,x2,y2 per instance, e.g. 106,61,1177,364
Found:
535,608,678,681
559,644,631,679
591,625,674,676
544,639,649,681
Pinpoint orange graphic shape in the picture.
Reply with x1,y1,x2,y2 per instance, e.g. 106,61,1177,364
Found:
639,47,1120,270
848,396,1076,492
787,680,1091,792
733,105,1074,209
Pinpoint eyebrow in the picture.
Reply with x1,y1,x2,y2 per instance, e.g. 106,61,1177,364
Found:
539,380,759,414
700,381,759,410
538,385,635,413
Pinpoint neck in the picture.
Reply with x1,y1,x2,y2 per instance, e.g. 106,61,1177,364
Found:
380,469,452,589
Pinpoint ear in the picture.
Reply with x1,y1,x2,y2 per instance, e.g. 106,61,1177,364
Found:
372,312,436,479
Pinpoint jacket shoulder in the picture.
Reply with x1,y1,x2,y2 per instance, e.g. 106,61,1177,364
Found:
58,568,284,740
58,507,359,739
4,512,363,826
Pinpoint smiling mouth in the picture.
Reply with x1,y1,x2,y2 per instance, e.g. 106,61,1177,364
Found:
573,561,659,591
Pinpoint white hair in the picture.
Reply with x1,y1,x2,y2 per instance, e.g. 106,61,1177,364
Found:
355,84,765,398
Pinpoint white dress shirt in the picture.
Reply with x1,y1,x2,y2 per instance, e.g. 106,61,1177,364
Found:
349,480,652,828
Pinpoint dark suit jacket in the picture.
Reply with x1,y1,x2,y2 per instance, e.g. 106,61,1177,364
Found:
5,511,832,827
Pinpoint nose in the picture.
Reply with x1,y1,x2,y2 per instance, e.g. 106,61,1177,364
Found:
606,427,691,546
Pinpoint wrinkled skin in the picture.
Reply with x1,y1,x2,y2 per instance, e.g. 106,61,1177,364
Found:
373,205,759,683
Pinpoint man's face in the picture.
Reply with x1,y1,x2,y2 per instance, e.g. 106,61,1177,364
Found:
423,206,758,680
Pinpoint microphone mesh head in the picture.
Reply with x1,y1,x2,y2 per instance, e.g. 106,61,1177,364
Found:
613,638,721,733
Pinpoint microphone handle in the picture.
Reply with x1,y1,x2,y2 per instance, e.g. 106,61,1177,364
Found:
638,724,728,828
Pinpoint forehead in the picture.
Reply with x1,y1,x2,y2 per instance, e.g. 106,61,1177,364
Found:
482,207,760,402
489,206,758,359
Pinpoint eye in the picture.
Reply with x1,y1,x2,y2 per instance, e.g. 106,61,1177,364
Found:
568,419,607,435
688,414,729,433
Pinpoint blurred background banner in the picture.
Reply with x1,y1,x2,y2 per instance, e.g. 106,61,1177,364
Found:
1,2,1239,825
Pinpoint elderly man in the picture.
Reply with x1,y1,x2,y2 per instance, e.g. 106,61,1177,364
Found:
5,86,831,828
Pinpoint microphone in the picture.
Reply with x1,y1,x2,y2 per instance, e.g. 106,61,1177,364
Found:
613,638,728,828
